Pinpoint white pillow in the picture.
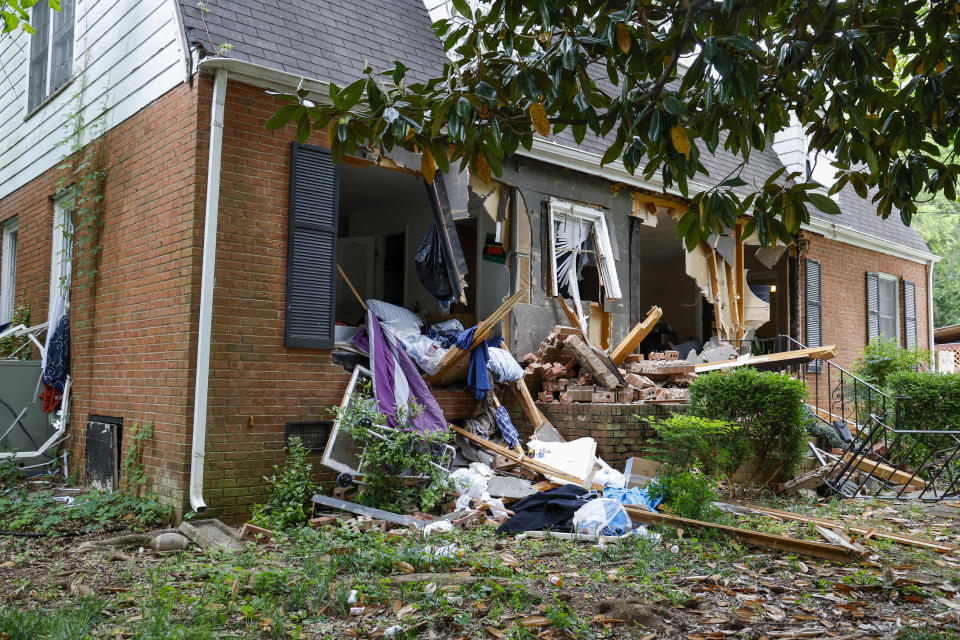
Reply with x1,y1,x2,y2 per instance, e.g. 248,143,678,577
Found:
366,299,424,328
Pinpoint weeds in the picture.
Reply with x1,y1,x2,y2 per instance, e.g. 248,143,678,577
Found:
250,437,316,531
0,598,103,640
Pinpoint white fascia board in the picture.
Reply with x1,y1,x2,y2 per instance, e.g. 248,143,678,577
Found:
801,216,940,265
196,57,331,103
196,57,940,266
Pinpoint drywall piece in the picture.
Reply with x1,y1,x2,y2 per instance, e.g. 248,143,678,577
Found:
178,519,247,553
311,493,428,529
526,437,598,485
469,174,501,221
486,476,537,499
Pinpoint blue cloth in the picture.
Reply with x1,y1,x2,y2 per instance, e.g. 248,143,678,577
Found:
494,405,520,449
455,326,500,400
42,313,70,393
603,485,663,513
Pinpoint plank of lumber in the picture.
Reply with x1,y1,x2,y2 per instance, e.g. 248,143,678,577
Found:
611,306,663,365
695,345,838,373
840,452,926,489
724,261,741,342
623,506,856,563
507,379,546,428
734,504,958,553
425,290,525,384
554,295,585,335
704,243,726,340
450,425,603,490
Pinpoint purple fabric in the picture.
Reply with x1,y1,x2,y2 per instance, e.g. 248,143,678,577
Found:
352,311,447,433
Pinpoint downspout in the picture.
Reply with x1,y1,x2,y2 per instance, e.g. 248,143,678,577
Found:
190,67,228,513
928,258,936,368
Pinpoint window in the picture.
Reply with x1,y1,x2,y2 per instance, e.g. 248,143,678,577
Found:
1,218,18,324
877,274,899,341
27,0,75,113
546,199,622,328
866,271,900,344
51,195,73,309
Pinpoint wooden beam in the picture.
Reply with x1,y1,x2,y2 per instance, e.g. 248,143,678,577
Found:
724,261,740,341
840,452,926,490
695,345,839,372
731,504,957,553
425,291,525,384
451,425,603,490
337,263,368,312
554,295,585,337
704,243,725,339
610,306,663,365
734,222,746,341
507,379,546,429
623,506,857,563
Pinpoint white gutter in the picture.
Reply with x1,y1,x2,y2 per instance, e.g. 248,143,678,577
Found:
190,66,228,514
803,216,939,265
928,258,936,368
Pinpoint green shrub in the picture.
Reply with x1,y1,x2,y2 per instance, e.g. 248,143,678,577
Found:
688,367,808,481
855,336,929,388
250,437,316,531
888,370,960,432
650,414,747,492
648,470,724,522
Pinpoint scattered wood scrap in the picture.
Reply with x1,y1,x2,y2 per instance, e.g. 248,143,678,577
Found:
695,345,839,373
623,506,858,563
839,452,926,490
450,425,604,490
727,503,959,553
610,306,662,365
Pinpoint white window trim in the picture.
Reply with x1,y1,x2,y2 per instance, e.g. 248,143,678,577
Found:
50,194,74,310
877,272,901,343
1,218,18,324
546,197,622,306
24,1,75,118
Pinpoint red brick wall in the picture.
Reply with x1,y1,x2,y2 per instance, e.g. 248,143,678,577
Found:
201,77,482,520
799,231,931,371
0,81,204,510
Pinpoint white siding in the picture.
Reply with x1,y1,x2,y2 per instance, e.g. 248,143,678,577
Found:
0,0,187,198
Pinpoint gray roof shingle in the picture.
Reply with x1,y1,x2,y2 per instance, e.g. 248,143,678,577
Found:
178,0,449,87
178,0,931,255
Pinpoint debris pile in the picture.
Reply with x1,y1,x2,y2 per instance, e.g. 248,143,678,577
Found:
522,326,694,405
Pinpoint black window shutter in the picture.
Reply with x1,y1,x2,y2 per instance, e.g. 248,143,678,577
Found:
805,259,822,372
866,271,880,344
27,5,50,112
285,143,339,349
903,280,917,349
50,0,74,92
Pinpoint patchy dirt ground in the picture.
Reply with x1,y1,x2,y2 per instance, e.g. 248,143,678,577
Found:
2,492,960,639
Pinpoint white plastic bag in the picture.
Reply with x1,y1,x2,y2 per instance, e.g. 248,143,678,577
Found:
572,498,632,536
449,467,488,498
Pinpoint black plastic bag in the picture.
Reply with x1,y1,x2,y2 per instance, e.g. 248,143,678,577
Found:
415,217,455,301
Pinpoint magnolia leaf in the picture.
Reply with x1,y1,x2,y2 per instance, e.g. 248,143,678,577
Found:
808,192,842,215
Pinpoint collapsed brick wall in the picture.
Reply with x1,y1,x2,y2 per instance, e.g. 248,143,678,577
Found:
0,81,205,510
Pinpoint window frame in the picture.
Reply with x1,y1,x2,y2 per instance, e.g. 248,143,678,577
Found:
1,218,18,324
876,272,901,343
50,194,74,310
25,0,75,116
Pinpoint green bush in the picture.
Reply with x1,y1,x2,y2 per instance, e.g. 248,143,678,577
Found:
250,437,316,531
650,414,747,492
855,336,929,388
888,370,960,432
688,367,808,481
648,470,724,522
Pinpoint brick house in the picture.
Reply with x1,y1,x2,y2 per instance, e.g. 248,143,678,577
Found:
0,0,937,519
